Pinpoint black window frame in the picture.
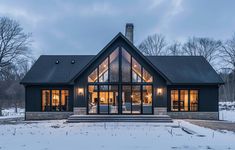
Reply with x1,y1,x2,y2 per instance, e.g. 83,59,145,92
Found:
41,89,70,112
170,89,200,112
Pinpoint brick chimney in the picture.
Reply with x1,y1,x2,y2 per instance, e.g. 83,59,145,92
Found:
125,23,134,43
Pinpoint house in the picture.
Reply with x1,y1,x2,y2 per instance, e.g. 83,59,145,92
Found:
20,24,224,120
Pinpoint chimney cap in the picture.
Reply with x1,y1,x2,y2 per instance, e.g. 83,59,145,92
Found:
126,23,134,27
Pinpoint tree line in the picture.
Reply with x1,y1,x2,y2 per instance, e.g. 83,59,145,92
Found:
138,33,235,102
0,16,234,116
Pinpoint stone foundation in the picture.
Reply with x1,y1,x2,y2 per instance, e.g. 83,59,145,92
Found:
167,112,219,120
25,112,73,120
154,107,167,115
73,107,86,115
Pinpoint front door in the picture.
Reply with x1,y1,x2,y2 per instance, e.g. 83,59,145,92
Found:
88,84,153,114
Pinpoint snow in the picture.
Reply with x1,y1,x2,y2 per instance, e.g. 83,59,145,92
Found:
219,102,235,122
1,108,24,118
0,120,235,150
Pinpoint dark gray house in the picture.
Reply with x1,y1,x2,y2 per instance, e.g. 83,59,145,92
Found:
21,24,224,120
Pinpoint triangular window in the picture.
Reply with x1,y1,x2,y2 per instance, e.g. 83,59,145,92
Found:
88,47,153,83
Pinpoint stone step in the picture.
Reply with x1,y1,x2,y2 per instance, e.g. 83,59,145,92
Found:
67,115,173,123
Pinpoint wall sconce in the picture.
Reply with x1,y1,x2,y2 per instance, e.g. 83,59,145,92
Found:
78,88,84,96
157,88,163,95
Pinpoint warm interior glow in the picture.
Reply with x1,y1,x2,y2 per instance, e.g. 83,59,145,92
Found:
78,88,84,95
157,88,163,95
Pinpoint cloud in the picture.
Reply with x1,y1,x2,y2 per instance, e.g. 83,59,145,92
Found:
0,4,44,27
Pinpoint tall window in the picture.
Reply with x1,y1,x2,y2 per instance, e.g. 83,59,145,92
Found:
190,90,198,111
171,89,199,111
42,90,50,111
42,89,69,111
171,90,179,111
122,49,131,82
110,49,119,82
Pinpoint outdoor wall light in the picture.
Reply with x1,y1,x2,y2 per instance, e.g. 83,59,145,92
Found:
78,88,84,96
157,88,163,95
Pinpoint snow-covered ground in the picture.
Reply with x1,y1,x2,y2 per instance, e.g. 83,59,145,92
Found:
1,108,24,118
0,120,234,150
219,102,235,122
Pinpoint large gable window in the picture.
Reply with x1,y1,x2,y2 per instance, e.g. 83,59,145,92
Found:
88,47,153,83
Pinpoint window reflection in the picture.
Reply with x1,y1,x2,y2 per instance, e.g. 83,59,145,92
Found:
132,58,142,82
122,49,131,82
99,58,109,82
88,85,98,114
110,49,119,82
61,90,69,111
190,90,198,111
180,90,188,111
42,90,50,111
171,90,179,111
143,85,152,114
143,68,153,82
88,69,97,82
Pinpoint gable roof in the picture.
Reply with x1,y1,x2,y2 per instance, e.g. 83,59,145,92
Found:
69,32,171,83
147,56,224,84
21,33,224,85
20,55,94,84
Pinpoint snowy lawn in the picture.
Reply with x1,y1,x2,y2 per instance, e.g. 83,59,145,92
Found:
0,108,24,119
220,110,235,122
0,120,235,150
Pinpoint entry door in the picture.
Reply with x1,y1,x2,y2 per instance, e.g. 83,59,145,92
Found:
98,85,119,114
121,85,141,114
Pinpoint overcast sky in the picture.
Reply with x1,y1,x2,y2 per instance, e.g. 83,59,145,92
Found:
0,0,235,57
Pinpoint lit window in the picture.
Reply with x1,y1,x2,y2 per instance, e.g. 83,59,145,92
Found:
171,90,179,111
190,90,198,111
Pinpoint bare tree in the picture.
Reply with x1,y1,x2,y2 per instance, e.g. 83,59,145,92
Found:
167,41,182,56
182,37,222,65
0,17,31,73
220,34,235,102
0,17,31,116
138,34,167,56
221,33,235,70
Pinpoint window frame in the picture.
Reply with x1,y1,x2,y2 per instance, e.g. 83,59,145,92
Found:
41,89,70,112
170,89,200,112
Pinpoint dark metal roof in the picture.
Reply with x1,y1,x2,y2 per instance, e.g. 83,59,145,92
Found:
147,56,224,84
21,55,223,85
20,55,94,84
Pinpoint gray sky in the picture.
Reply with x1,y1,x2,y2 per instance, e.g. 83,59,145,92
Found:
0,0,235,57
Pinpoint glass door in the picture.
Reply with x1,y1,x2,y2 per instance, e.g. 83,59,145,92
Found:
109,85,118,114
132,85,141,114
99,85,109,114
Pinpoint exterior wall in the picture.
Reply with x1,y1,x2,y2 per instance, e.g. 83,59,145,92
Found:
25,112,73,120
167,85,219,112
167,85,219,119
25,85,74,120
167,112,219,120
74,107,86,115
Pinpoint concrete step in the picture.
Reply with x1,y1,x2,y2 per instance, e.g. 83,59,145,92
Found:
67,115,173,123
